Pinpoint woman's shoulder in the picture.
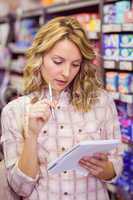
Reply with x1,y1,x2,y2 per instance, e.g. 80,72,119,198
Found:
96,89,114,107
2,95,30,114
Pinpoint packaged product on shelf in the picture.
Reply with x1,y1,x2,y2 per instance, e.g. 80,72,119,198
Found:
10,57,26,73
12,18,39,51
115,0,131,24
10,74,24,94
0,47,11,68
103,4,116,14
119,61,133,71
116,149,133,200
73,13,101,34
41,0,54,6
103,34,119,48
119,34,133,48
105,71,118,92
72,13,91,33
88,14,100,32
120,118,133,142
103,4,116,24
125,9,133,23
118,73,133,94
103,60,116,69
0,23,10,46
103,14,116,24
116,101,128,117
104,48,119,60
120,48,133,60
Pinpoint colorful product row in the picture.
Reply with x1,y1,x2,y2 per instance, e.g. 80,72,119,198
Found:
72,13,101,32
103,1,131,24
116,149,133,200
104,48,133,60
103,34,133,48
106,72,133,94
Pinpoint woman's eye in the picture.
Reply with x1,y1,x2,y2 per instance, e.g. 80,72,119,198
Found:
72,63,80,68
53,60,62,65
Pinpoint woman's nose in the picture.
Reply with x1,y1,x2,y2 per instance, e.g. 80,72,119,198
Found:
62,65,70,78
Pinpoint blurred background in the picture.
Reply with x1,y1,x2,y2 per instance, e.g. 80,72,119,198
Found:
0,1,133,199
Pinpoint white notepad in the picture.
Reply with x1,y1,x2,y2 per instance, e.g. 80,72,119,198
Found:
47,139,120,175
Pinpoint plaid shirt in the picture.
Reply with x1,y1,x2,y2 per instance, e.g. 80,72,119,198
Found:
1,89,124,200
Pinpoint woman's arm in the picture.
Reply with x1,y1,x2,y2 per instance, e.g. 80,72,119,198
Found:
1,100,38,197
18,132,39,179
79,93,124,181
1,97,55,197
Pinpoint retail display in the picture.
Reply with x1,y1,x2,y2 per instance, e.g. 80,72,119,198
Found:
0,0,133,200
102,2,133,199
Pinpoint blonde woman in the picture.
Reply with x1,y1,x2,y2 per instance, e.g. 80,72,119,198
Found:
1,16,123,200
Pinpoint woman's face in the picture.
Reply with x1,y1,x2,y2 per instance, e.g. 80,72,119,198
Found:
41,39,82,93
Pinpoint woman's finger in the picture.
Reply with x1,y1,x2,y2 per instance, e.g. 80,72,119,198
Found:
93,153,109,161
79,160,103,174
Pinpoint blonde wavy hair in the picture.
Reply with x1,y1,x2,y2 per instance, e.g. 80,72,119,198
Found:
24,16,103,112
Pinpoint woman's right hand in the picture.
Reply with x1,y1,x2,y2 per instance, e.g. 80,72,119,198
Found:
26,97,57,137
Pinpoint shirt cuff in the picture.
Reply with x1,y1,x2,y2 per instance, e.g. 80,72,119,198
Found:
103,157,123,184
14,160,39,182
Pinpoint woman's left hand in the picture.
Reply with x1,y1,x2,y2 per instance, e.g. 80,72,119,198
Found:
79,153,116,181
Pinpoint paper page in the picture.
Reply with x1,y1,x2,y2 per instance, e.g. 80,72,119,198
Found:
48,139,120,175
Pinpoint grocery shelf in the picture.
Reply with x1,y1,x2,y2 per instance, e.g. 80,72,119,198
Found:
120,94,133,104
104,0,117,3
8,43,27,55
0,16,9,24
46,0,100,14
86,32,100,40
109,92,120,100
103,60,133,71
102,24,133,33
109,92,133,103
103,56,133,62
16,7,44,19
122,136,133,146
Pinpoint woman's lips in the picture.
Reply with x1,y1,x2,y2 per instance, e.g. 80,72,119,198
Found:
55,79,67,86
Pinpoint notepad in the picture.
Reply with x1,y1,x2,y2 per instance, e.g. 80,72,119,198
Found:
47,139,120,175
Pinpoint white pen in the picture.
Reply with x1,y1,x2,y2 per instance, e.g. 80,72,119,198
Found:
48,82,56,120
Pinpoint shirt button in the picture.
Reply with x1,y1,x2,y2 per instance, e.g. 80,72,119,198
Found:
61,147,65,151
64,171,67,174
78,129,82,132
57,106,60,109
43,130,47,134
60,125,64,129
64,192,68,195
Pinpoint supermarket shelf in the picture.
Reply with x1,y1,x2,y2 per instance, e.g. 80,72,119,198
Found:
11,70,23,76
46,0,100,14
9,43,27,54
109,92,120,100
102,23,133,33
0,16,9,24
16,7,44,19
0,67,23,75
103,60,133,71
103,56,133,62
122,136,133,146
109,92,133,103
104,0,117,3
86,32,100,40
120,94,133,104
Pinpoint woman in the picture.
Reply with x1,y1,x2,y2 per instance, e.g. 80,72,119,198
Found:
1,16,123,200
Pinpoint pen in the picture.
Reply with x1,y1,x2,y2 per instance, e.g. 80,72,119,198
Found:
48,162,58,171
48,82,56,120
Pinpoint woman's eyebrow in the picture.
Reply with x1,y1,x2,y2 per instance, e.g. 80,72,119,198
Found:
52,55,82,62
72,59,82,62
52,55,64,60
